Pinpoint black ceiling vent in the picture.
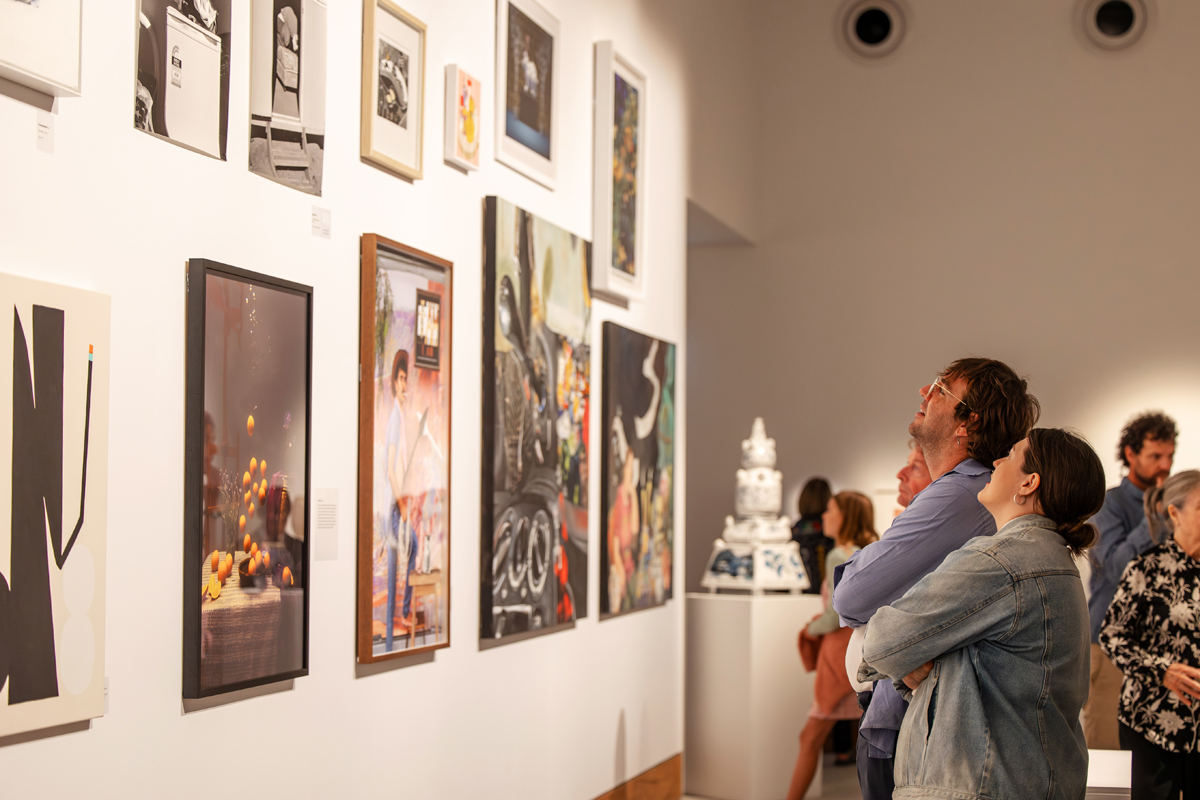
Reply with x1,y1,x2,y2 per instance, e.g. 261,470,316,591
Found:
1083,0,1147,50
843,1,906,59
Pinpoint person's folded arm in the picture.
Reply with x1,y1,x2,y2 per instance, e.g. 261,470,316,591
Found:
861,546,1016,681
1099,514,1154,585
832,480,989,628
1099,562,1173,688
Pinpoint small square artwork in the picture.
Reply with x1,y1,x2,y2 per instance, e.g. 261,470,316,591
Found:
600,323,675,617
444,64,481,171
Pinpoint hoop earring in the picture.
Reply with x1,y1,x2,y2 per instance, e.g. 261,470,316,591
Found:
1013,494,1026,506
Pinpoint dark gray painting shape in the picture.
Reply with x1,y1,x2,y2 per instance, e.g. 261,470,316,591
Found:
0,305,93,704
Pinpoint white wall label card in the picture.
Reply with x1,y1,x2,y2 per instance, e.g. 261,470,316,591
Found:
311,207,332,239
36,110,53,154
313,488,338,561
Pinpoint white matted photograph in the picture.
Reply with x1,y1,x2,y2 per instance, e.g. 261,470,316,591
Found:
444,64,481,172
593,42,646,301
248,0,328,195
495,0,559,189
361,0,425,181
134,0,232,160
0,0,82,97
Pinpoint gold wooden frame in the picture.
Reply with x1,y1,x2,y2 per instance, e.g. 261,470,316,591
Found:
356,234,453,662
361,0,426,180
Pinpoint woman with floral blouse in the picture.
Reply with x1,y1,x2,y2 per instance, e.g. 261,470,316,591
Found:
1100,469,1200,800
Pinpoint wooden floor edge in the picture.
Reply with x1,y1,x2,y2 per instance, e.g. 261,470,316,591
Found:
593,753,683,800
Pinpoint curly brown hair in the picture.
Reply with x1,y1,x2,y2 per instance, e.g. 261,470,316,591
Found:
941,357,1040,466
1117,412,1176,467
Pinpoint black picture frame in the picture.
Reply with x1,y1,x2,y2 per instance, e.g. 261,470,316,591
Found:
184,258,313,699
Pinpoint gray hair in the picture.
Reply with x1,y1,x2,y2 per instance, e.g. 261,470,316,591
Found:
1144,469,1200,543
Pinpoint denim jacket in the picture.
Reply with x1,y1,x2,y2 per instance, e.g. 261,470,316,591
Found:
862,515,1090,800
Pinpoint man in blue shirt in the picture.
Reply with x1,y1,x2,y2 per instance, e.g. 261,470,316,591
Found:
1083,412,1176,750
832,358,1040,800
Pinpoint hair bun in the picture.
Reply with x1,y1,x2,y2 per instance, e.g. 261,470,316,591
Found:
1057,519,1097,552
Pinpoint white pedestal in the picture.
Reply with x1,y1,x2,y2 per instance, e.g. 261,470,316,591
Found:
1086,749,1131,799
686,592,827,800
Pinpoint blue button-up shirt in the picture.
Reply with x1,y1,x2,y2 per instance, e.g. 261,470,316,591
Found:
832,457,996,758
1087,477,1153,642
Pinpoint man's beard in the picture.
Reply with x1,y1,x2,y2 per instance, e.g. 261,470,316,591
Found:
910,414,956,463
1132,465,1168,486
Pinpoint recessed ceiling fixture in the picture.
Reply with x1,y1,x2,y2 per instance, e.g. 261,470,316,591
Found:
842,0,906,59
1083,0,1147,50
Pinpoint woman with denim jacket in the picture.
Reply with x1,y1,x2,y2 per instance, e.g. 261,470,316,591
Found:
860,428,1105,799
1099,470,1200,800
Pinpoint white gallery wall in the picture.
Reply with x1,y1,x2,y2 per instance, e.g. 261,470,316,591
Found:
687,0,1200,590
0,1,693,797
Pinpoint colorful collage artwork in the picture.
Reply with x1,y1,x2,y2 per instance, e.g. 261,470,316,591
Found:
358,237,452,661
600,323,675,617
481,197,591,641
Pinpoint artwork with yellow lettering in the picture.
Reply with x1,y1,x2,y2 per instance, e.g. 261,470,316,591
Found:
357,235,452,663
0,273,110,736
184,259,312,698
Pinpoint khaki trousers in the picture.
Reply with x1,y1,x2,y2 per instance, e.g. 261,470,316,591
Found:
1084,643,1124,750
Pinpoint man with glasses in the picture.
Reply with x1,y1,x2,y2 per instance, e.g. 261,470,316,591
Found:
832,358,1040,800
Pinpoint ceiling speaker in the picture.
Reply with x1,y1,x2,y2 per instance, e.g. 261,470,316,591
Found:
842,0,906,58
1082,0,1147,50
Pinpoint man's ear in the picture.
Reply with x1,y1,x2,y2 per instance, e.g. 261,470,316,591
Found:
1123,444,1136,466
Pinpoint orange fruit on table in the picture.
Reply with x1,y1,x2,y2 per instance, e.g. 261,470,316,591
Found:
243,533,251,553
225,552,233,570
248,558,258,576
208,577,221,600
258,486,266,504
263,552,271,570
254,552,263,572
282,566,292,587
243,471,251,488
217,562,227,583
247,415,255,436
260,460,267,477
251,542,259,558
250,457,258,476
211,550,219,572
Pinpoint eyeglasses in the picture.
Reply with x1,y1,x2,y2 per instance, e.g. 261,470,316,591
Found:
929,376,972,411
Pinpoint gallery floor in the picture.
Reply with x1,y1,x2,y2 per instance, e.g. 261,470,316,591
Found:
683,752,863,800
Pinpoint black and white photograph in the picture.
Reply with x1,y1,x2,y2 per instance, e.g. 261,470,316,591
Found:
248,0,327,195
360,0,425,180
377,39,409,128
494,0,559,188
134,0,232,160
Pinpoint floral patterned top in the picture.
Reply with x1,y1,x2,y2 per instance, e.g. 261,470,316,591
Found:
1099,537,1200,753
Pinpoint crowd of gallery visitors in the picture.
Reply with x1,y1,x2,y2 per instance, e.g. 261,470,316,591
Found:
782,358,1199,800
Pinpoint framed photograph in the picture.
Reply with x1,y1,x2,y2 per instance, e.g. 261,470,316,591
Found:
249,0,328,195
0,0,82,97
184,259,312,698
481,197,590,643
600,323,675,618
361,0,425,180
134,0,232,160
443,64,481,172
592,43,646,300
357,235,453,663
494,0,559,189
0,273,110,737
